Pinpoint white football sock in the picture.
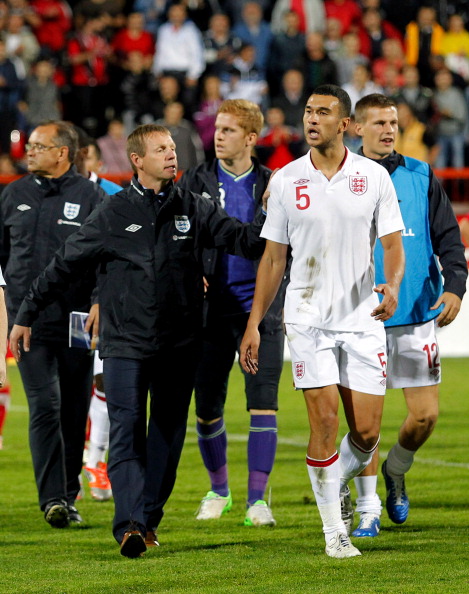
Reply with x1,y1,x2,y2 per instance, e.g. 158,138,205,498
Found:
386,442,415,476
339,432,379,487
306,454,347,542
353,475,382,514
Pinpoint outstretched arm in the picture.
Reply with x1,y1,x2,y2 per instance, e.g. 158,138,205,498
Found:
372,230,405,322
240,240,288,374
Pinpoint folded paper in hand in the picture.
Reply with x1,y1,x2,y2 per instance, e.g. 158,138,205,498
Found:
69,311,98,349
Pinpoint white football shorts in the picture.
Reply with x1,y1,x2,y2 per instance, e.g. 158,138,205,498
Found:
285,323,388,396
385,320,441,389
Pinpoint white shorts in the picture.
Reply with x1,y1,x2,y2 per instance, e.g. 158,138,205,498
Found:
386,320,441,389
93,350,103,376
285,323,387,396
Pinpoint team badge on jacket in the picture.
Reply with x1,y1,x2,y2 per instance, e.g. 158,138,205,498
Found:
349,176,367,196
294,361,305,380
63,202,81,220
174,215,190,233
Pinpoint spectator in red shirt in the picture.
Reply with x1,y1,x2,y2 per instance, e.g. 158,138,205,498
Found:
30,0,72,58
371,38,405,88
256,105,303,169
111,12,155,68
66,14,112,137
360,7,404,61
324,0,362,36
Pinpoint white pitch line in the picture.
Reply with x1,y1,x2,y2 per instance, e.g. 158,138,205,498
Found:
186,427,469,470
10,405,29,413
8,409,468,470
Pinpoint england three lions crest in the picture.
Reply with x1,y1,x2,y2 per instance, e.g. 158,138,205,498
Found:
294,361,305,380
349,176,367,196
174,215,190,233
63,202,81,220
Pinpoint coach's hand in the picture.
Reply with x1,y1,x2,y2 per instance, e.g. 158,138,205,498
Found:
431,291,461,327
85,303,100,348
9,324,31,362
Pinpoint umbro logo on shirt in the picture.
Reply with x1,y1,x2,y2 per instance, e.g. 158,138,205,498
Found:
125,224,142,232
294,179,310,185
17,204,31,211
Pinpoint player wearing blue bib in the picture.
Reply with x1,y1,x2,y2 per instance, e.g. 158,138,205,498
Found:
352,94,467,537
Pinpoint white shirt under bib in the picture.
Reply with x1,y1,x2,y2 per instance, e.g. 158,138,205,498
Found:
262,148,404,332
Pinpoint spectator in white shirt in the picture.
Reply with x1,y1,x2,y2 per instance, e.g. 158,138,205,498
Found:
152,2,205,113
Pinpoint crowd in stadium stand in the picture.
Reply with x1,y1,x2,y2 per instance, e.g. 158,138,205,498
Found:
0,0,469,174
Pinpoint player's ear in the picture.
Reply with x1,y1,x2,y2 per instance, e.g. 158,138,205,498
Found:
246,132,257,147
129,152,141,169
355,121,364,137
339,117,351,134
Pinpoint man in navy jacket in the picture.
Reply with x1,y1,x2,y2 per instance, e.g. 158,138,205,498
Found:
10,124,267,558
0,121,107,528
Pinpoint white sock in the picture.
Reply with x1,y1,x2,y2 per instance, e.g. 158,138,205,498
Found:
386,442,415,476
353,475,382,514
339,433,379,487
87,392,110,468
306,454,347,542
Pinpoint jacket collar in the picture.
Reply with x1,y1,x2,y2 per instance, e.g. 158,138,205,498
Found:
33,165,76,193
357,147,405,175
131,176,175,200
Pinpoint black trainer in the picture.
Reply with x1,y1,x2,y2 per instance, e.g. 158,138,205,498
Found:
44,501,69,528
67,505,84,525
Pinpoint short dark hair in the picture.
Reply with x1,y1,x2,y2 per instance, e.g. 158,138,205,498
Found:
311,84,352,118
395,100,417,119
72,124,92,149
88,139,102,159
36,120,79,163
354,94,397,123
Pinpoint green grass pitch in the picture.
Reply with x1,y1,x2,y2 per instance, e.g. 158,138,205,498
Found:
0,359,468,593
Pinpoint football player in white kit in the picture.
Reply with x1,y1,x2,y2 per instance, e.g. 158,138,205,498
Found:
240,85,405,558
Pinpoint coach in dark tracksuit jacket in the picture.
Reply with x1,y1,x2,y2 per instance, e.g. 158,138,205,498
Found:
10,124,267,558
0,121,106,527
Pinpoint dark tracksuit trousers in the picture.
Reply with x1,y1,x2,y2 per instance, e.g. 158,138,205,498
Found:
195,313,284,420
18,342,93,510
104,343,199,544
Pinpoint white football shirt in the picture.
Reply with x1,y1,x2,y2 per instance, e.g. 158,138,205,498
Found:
262,148,404,332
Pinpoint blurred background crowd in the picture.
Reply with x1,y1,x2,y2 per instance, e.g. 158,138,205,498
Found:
0,0,469,175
